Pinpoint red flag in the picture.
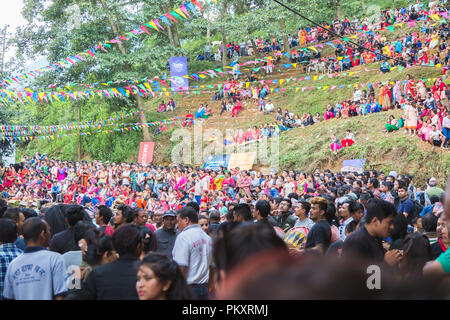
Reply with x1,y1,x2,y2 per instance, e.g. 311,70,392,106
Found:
140,25,151,35
191,0,204,10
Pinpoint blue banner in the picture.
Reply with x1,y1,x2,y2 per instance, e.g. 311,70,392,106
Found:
203,154,230,171
170,57,189,91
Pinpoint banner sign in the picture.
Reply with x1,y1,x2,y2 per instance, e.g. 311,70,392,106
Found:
203,154,230,171
228,152,256,171
170,57,189,91
342,159,366,173
138,142,155,165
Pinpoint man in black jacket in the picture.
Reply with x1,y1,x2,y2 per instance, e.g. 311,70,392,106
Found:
49,205,85,254
80,224,143,300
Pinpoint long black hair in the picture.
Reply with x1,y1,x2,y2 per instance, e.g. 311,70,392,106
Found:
84,228,114,267
139,253,193,300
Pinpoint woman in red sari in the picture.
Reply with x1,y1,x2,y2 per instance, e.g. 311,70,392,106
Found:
405,74,416,98
231,100,242,117
431,78,448,101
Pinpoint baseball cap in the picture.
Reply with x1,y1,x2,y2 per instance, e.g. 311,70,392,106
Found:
388,171,398,179
163,210,177,218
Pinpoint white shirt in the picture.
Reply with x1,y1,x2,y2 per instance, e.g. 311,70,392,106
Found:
3,248,68,300
172,224,213,285
443,117,450,129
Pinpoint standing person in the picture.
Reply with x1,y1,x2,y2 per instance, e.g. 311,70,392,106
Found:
94,205,114,236
431,213,449,259
338,200,354,241
343,199,401,267
276,198,298,231
397,181,416,225
172,207,213,300
152,208,164,230
404,100,418,135
292,199,315,230
1,208,26,250
253,200,278,227
50,205,85,254
0,219,23,299
80,224,143,300
136,253,192,300
423,176,450,276
155,211,179,259
304,197,332,254
3,218,68,300
368,178,382,199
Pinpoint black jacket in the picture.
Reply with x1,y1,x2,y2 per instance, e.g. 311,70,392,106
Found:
50,228,79,254
79,254,140,300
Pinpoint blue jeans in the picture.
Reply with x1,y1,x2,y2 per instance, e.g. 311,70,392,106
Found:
443,127,450,147
189,285,209,300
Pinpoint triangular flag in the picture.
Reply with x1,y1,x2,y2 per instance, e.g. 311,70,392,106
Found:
191,0,204,10
165,13,178,23
170,10,183,20
160,16,172,26
386,26,394,32
146,21,158,31
176,7,188,19
153,19,164,31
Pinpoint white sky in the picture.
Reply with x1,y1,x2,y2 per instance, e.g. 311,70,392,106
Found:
1,0,27,59
0,0,49,83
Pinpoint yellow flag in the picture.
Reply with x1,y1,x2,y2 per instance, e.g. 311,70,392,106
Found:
436,64,441,68
296,87,300,92
292,63,297,68
323,86,329,90
280,79,284,85
349,72,355,76
147,21,159,31
270,88,274,93
338,57,343,60
308,46,318,53
246,82,250,88
198,74,206,78
165,92,170,96
144,83,153,92
175,8,187,19
313,76,318,81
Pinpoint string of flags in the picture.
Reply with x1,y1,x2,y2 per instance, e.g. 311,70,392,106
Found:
6,9,447,99
0,108,144,136
0,0,214,88
1,118,192,141
10,10,447,94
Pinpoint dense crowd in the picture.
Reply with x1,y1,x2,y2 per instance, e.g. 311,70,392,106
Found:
1,153,450,299
1,1,450,302
201,1,449,74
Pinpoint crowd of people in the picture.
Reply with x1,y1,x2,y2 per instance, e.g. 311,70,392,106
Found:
200,2,449,75
1,153,450,299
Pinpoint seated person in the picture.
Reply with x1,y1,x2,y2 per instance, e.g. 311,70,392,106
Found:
157,101,166,112
341,129,355,147
379,60,391,73
203,105,212,119
195,105,205,119
265,100,274,113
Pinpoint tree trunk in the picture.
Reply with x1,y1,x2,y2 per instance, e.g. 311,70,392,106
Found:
99,0,151,141
337,1,341,19
279,18,290,53
221,0,228,71
222,32,227,71
171,24,181,48
361,0,366,13
78,105,81,161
